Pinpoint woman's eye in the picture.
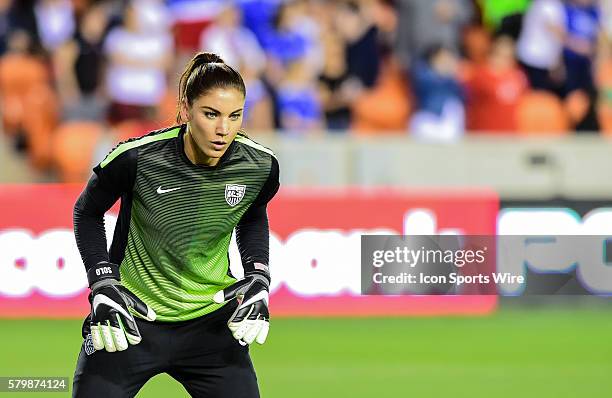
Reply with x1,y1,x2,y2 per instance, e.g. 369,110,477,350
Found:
205,112,217,119
230,114,241,121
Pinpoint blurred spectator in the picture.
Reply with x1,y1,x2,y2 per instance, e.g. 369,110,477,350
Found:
254,0,324,130
285,0,323,44
103,1,173,124
462,25,492,64
562,0,601,94
239,0,283,50
133,0,170,34
243,0,322,63
318,30,355,131
409,44,465,141
479,0,531,39
239,0,285,129
168,0,226,52
351,57,411,133
242,74,275,131
395,0,473,66
466,36,528,133
516,0,565,93
0,0,12,55
560,0,602,132
34,0,75,52
336,0,380,88
307,0,337,33
199,4,273,130
199,4,266,72
277,55,323,132
53,3,108,121
265,0,322,73
7,0,42,53
372,0,399,53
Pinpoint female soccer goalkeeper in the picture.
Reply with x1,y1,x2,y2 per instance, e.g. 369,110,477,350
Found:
72,52,279,398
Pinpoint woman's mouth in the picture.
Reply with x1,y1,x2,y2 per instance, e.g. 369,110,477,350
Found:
210,140,226,151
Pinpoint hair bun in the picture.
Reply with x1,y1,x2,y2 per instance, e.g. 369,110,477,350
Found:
195,52,225,65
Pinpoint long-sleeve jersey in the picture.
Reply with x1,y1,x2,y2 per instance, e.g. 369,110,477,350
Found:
74,124,280,321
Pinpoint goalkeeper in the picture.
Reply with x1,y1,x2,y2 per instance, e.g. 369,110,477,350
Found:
71,52,279,398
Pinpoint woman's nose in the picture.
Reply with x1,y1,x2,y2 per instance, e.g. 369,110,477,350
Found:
216,119,229,135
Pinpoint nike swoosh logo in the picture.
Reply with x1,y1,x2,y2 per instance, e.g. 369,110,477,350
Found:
93,294,132,319
241,290,269,308
157,186,181,194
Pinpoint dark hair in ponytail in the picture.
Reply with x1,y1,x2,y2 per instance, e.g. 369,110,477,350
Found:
176,52,246,123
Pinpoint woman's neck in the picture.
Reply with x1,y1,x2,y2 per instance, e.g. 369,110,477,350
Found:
183,126,219,167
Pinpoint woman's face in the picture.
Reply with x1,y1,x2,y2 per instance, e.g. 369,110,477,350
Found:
182,87,245,163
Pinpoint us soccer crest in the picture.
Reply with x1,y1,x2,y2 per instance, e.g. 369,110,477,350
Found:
225,184,246,207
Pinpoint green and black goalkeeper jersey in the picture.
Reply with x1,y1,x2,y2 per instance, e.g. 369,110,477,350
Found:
74,124,280,321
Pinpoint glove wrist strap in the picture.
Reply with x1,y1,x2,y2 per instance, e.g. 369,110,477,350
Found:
87,261,121,288
90,278,121,292
244,262,271,285
246,272,270,291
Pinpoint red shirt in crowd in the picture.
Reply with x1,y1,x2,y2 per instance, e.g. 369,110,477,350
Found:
466,64,528,133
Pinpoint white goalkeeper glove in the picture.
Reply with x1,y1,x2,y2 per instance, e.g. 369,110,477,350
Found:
87,261,156,352
213,267,270,346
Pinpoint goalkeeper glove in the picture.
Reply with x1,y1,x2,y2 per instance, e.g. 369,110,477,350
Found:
213,264,270,345
87,261,156,352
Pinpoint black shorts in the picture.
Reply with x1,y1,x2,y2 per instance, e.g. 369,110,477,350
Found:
72,302,259,398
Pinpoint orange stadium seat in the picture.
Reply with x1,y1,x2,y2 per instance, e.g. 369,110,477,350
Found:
51,121,105,183
156,88,179,127
112,119,162,142
515,91,570,134
598,102,612,135
113,119,146,142
596,57,612,135
0,54,49,135
22,85,59,170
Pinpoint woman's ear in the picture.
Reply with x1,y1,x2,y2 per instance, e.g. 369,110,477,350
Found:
179,100,191,123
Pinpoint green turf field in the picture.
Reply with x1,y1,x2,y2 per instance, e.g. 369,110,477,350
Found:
1,308,611,397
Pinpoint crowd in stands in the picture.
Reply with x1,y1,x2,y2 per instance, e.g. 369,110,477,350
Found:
0,0,610,180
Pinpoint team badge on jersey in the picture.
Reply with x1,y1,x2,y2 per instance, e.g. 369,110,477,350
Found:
225,184,246,207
